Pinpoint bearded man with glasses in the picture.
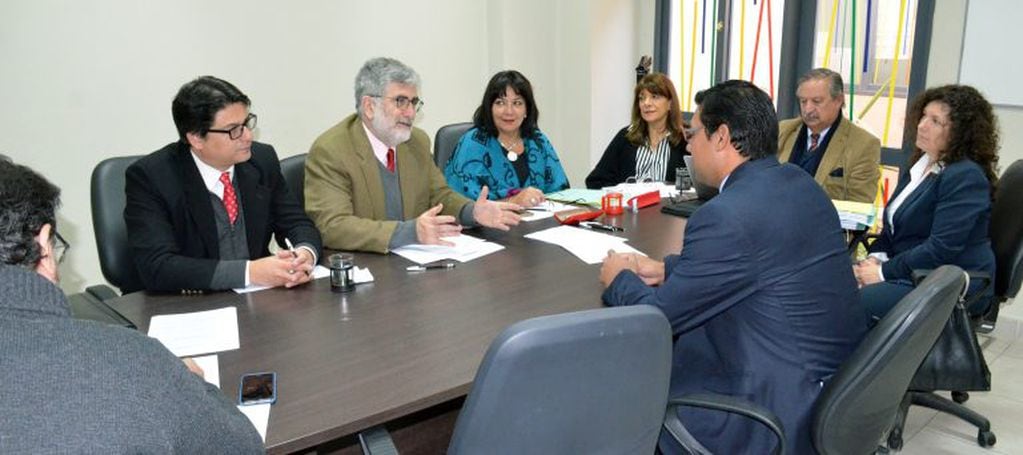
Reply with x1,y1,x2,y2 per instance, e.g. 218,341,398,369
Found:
305,57,523,253
125,76,321,293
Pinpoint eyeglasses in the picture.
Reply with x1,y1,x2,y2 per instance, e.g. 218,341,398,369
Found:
53,230,70,265
372,95,424,113
682,126,705,142
208,113,258,140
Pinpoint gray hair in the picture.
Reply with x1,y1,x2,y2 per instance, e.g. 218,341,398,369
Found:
354,57,421,115
797,68,845,100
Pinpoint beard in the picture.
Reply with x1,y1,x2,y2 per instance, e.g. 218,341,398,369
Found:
370,112,413,147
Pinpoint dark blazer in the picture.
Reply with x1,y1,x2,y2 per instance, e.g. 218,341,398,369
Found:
870,159,994,301
585,126,688,189
125,141,321,293
603,157,866,454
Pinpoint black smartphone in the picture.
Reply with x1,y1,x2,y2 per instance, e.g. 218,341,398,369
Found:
238,372,277,405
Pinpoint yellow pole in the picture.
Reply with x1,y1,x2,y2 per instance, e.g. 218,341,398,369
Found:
686,0,699,111
882,0,908,144
822,0,840,67
856,78,890,121
739,0,747,78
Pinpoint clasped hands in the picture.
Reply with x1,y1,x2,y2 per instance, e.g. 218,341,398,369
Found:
416,186,522,246
852,256,882,287
600,251,665,288
250,248,315,288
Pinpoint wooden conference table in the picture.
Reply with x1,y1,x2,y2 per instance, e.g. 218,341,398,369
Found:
108,204,686,454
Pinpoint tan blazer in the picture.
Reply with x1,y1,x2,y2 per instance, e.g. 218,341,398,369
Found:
305,114,470,253
778,117,880,203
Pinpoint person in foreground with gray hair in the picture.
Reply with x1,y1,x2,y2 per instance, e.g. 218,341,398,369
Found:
305,57,522,253
0,160,264,453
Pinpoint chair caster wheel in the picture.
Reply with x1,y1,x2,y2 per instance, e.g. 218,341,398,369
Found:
978,430,996,448
952,391,970,403
887,428,904,451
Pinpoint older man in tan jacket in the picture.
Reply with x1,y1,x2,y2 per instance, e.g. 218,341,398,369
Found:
305,57,521,253
778,68,880,203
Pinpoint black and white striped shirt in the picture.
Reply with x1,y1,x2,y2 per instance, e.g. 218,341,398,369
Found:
634,134,671,182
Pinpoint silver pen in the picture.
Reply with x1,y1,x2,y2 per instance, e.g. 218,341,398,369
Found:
406,262,457,272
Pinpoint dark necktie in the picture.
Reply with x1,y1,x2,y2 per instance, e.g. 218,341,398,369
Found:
386,148,396,173
809,133,821,153
219,172,238,225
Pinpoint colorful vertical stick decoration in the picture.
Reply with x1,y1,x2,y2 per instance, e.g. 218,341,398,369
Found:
862,0,873,75
739,0,747,79
686,0,699,111
765,0,774,99
709,0,718,83
749,0,766,84
850,0,857,121
679,0,685,103
823,0,840,68
882,0,909,144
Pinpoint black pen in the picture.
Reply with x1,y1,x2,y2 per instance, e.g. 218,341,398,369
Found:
579,221,624,233
406,262,457,272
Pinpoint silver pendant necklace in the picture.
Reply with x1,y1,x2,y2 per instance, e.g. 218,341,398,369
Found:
500,139,523,162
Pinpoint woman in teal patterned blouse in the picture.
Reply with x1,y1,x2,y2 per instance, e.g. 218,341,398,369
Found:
444,70,569,207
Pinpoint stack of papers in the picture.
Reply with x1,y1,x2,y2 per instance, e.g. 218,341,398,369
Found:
392,234,504,264
602,181,679,199
147,307,240,357
525,225,645,264
545,188,604,207
520,200,579,222
833,200,877,230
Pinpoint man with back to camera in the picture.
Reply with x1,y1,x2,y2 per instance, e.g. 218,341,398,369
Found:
599,80,867,454
779,68,880,203
125,76,321,294
0,160,264,453
304,57,522,253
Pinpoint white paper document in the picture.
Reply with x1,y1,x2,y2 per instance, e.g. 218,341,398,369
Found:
237,403,271,442
392,234,504,264
147,307,240,357
192,354,221,388
525,225,646,264
520,200,579,222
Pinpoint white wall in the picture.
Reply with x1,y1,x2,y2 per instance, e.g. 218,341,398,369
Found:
0,0,650,293
925,0,1023,171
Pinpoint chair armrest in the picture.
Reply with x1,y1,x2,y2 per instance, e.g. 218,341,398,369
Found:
664,393,785,455
85,284,120,302
359,425,398,455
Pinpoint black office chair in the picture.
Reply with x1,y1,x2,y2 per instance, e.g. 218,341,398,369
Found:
360,305,673,455
280,153,307,210
973,159,1023,333
66,156,145,328
88,155,144,299
433,122,473,170
664,266,967,454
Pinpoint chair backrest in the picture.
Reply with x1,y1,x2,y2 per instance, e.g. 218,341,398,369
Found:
90,155,144,293
280,153,307,210
433,122,473,169
991,159,1023,299
812,265,966,455
447,306,673,455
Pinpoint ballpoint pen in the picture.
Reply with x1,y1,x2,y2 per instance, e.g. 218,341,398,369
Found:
406,262,457,272
579,221,625,233
284,238,298,258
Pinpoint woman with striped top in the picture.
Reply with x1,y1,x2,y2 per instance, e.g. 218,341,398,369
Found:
586,73,689,189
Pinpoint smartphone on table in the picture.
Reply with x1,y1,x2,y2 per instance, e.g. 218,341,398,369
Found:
239,372,277,405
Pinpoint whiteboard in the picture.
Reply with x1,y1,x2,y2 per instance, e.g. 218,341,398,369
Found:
959,0,1023,107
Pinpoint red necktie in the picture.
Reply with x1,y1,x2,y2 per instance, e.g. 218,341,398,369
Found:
809,133,821,153
219,172,238,224
386,148,396,173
